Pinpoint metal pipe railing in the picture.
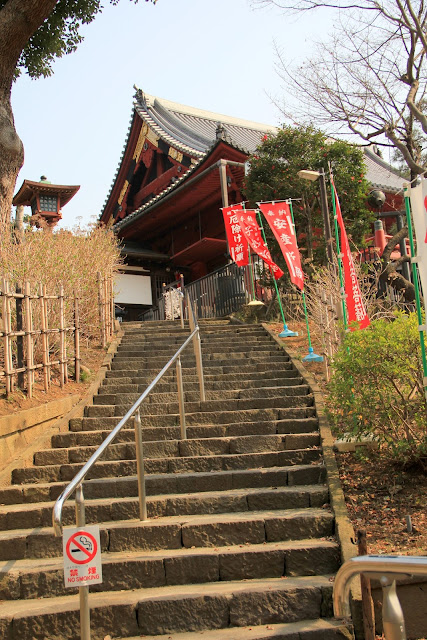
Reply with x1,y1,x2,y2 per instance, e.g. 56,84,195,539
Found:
333,555,427,640
52,325,201,536
52,297,205,640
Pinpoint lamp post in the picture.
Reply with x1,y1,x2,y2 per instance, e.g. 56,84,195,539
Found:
297,169,334,265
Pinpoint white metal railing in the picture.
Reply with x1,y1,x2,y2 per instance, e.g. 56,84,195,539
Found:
333,554,427,640
52,294,205,639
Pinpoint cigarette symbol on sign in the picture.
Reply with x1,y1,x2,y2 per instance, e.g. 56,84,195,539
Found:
72,536,93,552
66,531,97,565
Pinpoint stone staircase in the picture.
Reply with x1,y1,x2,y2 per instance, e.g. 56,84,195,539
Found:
0,319,353,640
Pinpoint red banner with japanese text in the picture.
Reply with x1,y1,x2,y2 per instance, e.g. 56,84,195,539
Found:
332,182,370,330
221,204,249,267
258,202,304,290
238,209,284,280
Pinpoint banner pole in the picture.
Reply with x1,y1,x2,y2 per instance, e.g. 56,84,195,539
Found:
404,188,427,403
287,201,323,362
247,242,257,302
256,210,298,337
330,178,348,331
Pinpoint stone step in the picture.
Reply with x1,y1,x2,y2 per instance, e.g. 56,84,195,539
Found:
94,383,310,405
110,359,291,372
91,396,313,416
116,619,353,640
0,462,323,505
0,575,336,640
51,417,319,448
111,354,289,368
69,407,316,432
116,342,279,354
1,538,340,601
13,443,322,484
0,508,335,561
34,432,320,467
105,367,298,381
0,484,329,531
98,377,305,396
91,391,312,415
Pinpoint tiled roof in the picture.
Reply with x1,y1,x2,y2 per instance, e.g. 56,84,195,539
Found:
106,89,406,227
363,147,405,193
134,88,277,156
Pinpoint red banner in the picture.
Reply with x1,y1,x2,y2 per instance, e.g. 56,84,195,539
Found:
332,182,370,330
239,209,284,280
258,202,304,290
221,204,249,267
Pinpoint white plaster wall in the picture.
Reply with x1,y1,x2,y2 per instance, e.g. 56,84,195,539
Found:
114,274,152,305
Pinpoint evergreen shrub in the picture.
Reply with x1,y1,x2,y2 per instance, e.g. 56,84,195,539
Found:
327,312,427,468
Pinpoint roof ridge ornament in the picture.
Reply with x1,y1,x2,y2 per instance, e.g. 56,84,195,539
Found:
216,122,230,142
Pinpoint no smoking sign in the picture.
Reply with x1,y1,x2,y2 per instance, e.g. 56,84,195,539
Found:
63,525,102,588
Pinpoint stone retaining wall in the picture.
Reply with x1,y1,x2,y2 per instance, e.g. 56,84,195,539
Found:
0,396,79,474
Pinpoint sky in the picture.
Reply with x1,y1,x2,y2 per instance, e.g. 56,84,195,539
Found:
11,0,335,229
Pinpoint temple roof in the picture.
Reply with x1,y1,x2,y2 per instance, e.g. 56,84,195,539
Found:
133,88,277,157
363,146,405,193
103,89,405,229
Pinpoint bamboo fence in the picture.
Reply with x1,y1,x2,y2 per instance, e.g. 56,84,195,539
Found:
0,276,115,398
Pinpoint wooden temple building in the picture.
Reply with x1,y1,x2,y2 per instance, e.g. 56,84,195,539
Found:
100,88,405,320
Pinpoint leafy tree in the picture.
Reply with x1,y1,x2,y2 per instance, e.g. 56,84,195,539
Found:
0,0,157,232
244,124,373,270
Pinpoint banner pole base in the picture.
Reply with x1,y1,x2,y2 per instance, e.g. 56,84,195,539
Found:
279,323,298,338
302,347,324,363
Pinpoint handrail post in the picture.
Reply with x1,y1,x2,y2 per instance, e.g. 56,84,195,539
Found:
382,579,406,640
176,356,186,439
194,330,205,402
179,295,184,329
134,409,147,521
76,485,91,640
187,293,205,402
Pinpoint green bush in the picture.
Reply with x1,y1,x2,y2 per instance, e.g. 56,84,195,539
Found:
327,312,427,468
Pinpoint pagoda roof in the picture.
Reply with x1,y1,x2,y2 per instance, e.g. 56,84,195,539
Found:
13,179,80,207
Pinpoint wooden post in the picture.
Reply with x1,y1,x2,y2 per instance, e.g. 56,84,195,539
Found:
15,284,25,389
39,283,49,392
24,281,34,399
357,529,376,640
2,280,13,395
74,290,81,383
98,272,106,349
110,275,115,335
104,276,110,341
59,285,66,388
43,284,51,386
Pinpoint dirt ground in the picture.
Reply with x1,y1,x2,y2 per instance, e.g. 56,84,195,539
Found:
0,343,106,417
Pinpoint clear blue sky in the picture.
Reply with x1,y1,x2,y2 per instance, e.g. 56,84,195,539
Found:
11,0,334,229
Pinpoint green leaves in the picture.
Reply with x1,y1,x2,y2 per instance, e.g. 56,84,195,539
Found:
327,312,427,468
244,124,374,269
7,0,158,79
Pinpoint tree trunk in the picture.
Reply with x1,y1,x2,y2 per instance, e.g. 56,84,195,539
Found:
0,90,24,234
379,226,417,303
0,0,61,234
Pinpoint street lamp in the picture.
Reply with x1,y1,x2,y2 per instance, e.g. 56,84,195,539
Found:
297,168,334,265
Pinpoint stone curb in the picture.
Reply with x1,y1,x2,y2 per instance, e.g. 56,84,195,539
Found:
262,322,362,638
0,330,123,487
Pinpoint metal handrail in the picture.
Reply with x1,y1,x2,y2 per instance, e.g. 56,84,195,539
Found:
52,296,205,640
333,554,427,640
53,324,202,535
